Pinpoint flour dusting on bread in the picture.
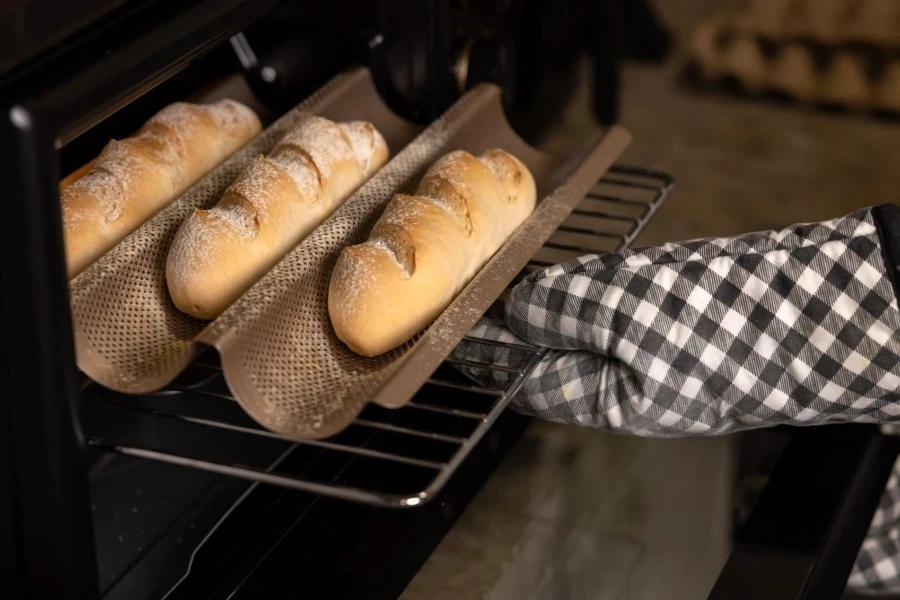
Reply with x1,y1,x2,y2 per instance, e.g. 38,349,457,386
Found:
62,99,262,279
166,115,389,320
328,148,536,356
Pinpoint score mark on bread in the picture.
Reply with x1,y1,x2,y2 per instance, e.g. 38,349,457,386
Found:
166,115,389,320
328,148,537,357
62,100,262,279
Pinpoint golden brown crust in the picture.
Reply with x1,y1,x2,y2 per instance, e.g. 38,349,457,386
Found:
165,116,389,320
62,99,262,278
328,148,537,357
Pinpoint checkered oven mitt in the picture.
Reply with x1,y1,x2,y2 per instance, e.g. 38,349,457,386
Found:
455,205,900,594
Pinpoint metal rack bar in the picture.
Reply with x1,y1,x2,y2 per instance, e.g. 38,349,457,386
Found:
352,419,468,443
442,357,525,373
460,336,537,351
543,239,616,253
609,166,674,250
571,208,638,220
526,259,556,267
425,379,506,395
586,193,651,204
93,407,449,469
594,177,663,191
557,223,632,238
80,166,673,510
167,386,237,402
403,402,490,420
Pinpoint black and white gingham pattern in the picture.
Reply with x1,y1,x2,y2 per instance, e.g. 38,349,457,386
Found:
455,207,900,594
850,456,900,594
476,208,900,435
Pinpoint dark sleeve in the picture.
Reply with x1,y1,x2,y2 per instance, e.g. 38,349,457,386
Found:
873,204,900,303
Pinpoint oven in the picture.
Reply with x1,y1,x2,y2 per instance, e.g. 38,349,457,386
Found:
1,1,894,599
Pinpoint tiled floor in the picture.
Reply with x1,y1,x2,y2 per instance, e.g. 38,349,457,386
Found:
401,1,900,598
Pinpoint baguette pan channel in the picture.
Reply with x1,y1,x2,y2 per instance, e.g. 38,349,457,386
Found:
72,67,630,440
208,88,630,439
71,68,420,391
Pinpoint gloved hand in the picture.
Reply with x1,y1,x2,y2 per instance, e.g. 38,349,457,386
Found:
458,205,900,436
454,205,900,594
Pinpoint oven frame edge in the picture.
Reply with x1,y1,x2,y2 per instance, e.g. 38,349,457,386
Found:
0,1,279,597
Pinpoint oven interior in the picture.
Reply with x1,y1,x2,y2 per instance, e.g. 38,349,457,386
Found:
5,1,892,599
0,1,676,597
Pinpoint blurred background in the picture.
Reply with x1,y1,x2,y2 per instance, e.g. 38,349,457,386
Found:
543,0,900,242
401,1,900,598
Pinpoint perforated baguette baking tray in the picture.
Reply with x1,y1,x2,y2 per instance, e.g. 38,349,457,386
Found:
72,66,631,440
71,68,420,391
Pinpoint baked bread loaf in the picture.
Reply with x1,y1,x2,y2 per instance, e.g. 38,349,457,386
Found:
63,100,262,278
166,115,389,320
329,148,536,357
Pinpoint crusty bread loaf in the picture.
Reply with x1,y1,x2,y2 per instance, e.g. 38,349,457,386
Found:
329,148,536,357
60,160,96,191
63,100,262,278
166,116,389,320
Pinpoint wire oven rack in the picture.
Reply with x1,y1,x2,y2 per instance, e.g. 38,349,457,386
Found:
80,165,673,509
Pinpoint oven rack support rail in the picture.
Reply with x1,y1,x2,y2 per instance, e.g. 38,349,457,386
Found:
81,165,674,509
